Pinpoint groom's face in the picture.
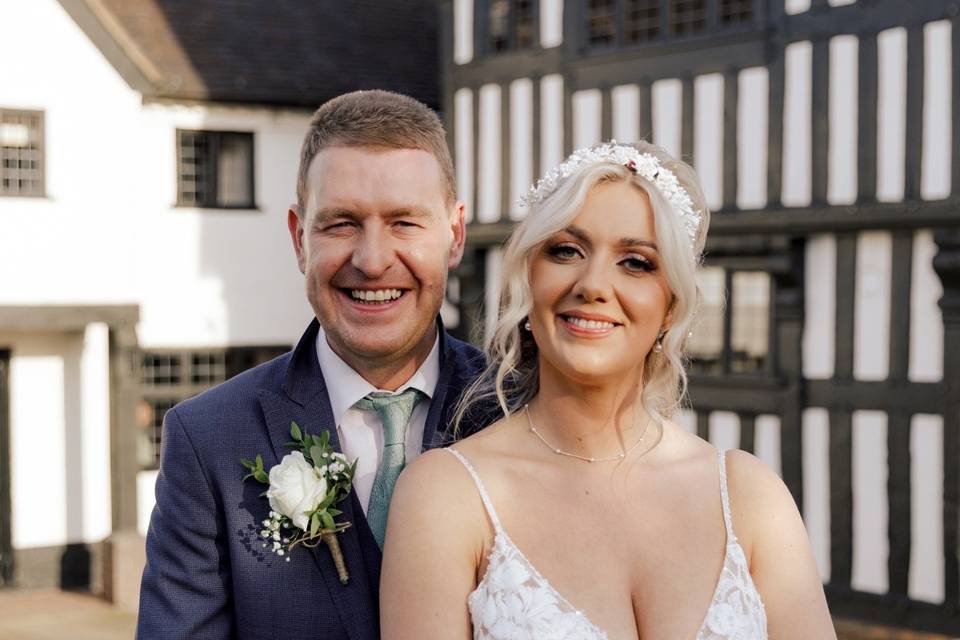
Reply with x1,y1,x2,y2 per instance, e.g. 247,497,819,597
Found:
289,145,465,374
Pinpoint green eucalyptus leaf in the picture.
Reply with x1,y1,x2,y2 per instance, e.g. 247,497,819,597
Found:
310,512,320,538
320,511,335,530
255,454,264,470
310,445,323,465
328,508,342,517
290,422,303,441
254,469,269,484
320,431,330,449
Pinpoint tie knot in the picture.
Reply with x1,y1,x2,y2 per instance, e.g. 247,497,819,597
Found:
354,388,425,446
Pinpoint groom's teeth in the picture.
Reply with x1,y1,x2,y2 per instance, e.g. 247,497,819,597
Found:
350,289,403,303
566,316,615,330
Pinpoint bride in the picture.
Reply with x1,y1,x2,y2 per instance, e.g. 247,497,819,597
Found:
380,141,835,639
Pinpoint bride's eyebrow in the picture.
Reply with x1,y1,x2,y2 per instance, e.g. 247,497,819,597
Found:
617,238,658,252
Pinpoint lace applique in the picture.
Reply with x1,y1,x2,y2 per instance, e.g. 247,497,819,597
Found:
446,447,767,640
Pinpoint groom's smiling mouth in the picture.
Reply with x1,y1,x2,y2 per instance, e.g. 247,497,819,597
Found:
342,288,408,305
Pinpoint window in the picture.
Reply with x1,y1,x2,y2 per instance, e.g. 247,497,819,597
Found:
670,0,707,36
488,0,536,53
719,0,752,25
587,0,617,46
625,0,661,44
177,130,254,208
0,109,44,197
689,268,771,376
138,345,288,468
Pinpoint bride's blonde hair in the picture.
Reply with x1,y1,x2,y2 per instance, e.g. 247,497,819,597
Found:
454,140,710,432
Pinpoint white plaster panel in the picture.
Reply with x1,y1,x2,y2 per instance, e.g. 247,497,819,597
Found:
572,89,602,150
829,0,856,5
6,333,71,548
802,408,832,582
80,323,111,542
922,20,952,200
828,36,858,205
877,28,907,202
754,415,781,477
611,84,640,144
509,79,534,220
455,88,475,223
909,414,944,603
540,75,565,180
694,74,724,211
478,83,503,223
909,230,944,382
737,67,768,209
708,411,740,451
854,231,892,381
484,248,504,344
453,0,474,64
540,0,564,48
138,470,160,537
803,234,837,379
852,410,889,594
782,42,813,207
652,79,682,159
785,0,811,14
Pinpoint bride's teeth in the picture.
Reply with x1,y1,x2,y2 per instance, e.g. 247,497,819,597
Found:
567,316,615,330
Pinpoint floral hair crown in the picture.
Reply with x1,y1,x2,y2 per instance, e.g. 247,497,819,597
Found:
518,141,703,246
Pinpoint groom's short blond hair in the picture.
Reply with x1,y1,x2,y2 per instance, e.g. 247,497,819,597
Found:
296,90,456,216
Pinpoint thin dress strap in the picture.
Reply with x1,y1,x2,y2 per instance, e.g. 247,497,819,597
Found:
717,448,737,542
446,448,504,534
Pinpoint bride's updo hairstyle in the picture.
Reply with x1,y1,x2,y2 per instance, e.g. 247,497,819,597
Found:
454,140,711,432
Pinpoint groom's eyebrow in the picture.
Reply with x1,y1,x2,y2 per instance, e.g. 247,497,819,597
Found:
313,207,355,224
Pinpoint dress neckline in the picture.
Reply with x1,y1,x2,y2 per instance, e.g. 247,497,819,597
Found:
447,446,758,639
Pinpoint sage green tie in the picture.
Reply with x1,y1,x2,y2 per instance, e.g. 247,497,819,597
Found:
354,388,425,548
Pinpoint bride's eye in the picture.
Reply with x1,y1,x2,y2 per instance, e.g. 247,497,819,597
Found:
546,243,582,261
621,255,655,273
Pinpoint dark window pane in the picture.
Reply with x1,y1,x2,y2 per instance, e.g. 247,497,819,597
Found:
720,0,752,25
177,130,254,208
670,0,706,36
489,0,511,52
217,134,253,207
515,0,535,48
0,110,44,197
142,353,182,386
588,0,616,46
730,271,770,373
689,267,725,374
625,0,660,43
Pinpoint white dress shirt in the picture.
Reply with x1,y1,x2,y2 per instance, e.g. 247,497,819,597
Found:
315,327,439,515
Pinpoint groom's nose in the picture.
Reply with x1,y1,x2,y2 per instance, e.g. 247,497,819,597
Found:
351,226,394,278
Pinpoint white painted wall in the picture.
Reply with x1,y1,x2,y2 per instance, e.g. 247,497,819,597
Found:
922,20,952,200
782,41,812,207
540,75,565,175
828,35,858,205
539,0,564,48
611,84,640,144
509,79,534,220
694,74,724,211
737,67,768,210
572,89,602,150
852,410,889,594
455,88,475,223
910,230,944,382
803,234,837,379
877,28,907,202
708,411,740,451
453,0,474,65
0,0,314,350
854,231,892,381
910,414,944,603
802,408,831,582
652,79,682,159
477,83,503,223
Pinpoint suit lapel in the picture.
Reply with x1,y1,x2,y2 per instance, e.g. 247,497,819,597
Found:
256,321,379,640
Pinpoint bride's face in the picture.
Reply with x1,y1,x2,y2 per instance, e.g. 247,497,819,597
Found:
528,180,673,386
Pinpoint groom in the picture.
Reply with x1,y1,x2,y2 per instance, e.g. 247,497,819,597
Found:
137,91,484,639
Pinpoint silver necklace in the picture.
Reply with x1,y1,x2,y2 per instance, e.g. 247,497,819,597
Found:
523,404,650,463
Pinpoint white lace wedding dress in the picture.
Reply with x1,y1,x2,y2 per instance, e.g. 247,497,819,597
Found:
446,448,768,640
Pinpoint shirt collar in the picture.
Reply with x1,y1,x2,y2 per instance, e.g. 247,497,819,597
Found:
315,326,440,427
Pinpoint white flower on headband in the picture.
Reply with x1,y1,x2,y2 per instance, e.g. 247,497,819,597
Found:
518,141,703,246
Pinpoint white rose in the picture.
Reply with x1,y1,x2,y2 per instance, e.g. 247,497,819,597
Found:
265,452,328,531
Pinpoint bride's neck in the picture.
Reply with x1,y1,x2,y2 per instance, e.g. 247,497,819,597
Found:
527,362,651,458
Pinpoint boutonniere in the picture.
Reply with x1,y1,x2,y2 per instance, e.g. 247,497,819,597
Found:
241,422,357,584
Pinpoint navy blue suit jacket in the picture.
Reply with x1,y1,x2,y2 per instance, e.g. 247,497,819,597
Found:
137,319,485,639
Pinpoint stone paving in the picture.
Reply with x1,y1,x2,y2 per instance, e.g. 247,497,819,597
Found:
0,589,136,640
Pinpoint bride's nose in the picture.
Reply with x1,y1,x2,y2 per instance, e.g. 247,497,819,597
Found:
572,258,611,303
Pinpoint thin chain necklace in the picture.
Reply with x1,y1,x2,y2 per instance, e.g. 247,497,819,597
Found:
524,404,651,463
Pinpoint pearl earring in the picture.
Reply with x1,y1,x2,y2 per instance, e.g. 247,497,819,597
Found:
653,329,666,353
523,319,532,331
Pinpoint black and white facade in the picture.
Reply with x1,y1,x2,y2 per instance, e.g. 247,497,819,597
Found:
441,0,960,633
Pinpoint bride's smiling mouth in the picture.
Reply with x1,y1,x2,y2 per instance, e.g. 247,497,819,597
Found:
556,312,622,336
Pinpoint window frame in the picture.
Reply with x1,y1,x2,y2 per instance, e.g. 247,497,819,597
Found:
175,129,257,210
583,0,762,52
478,0,541,57
0,108,45,198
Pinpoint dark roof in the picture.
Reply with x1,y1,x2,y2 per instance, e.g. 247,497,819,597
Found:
58,0,439,109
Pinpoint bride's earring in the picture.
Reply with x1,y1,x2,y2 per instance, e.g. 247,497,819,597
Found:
523,319,532,331
653,329,666,353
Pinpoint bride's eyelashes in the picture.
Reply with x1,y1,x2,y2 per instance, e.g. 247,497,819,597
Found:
544,242,657,274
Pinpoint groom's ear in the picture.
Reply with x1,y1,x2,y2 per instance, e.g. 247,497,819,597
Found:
287,206,307,274
447,200,466,269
